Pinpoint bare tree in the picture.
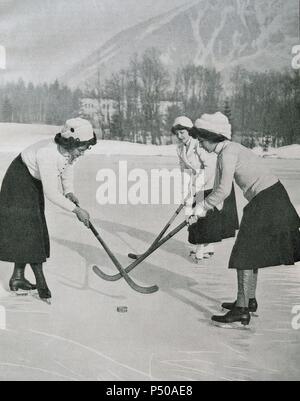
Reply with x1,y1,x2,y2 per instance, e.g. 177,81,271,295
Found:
138,48,169,144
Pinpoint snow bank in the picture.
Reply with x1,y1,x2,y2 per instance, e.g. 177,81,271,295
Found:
276,144,300,160
252,144,300,160
90,140,177,157
0,123,178,156
0,123,59,153
252,146,278,157
1,123,300,159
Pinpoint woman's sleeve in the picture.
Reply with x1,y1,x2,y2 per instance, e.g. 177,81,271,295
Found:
177,150,189,201
204,150,238,210
197,147,216,188
61,165,74,195
36,150,76,212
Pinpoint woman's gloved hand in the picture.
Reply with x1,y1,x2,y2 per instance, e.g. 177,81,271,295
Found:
194,203,207,218
184,205,198,225
187,215,198,225
66,192,79,206
73,206,90,228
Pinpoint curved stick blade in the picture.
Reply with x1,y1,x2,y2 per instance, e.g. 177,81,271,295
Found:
92,266,159,295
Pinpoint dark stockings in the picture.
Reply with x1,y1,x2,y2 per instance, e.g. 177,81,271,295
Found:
30,263,51,299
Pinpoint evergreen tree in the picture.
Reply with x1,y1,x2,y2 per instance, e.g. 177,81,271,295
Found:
2,97,13,122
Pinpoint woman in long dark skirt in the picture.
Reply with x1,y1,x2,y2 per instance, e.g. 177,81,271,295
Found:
189,112,300,326
0,118,97,302
171,117,239,263
172,116,217,261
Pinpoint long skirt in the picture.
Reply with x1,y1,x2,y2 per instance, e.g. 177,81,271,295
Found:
0,155,50,263
188,185,239,245
229,181,300,270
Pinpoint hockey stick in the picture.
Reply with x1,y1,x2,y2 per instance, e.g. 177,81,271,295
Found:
72,200,158,294
128,201,186,260
93,220,187,282
89,222,159,294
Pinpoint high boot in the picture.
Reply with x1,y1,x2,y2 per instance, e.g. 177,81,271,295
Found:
222,269,259,313
211,307,251,326
30,263,52,302
221,298,258,313
9,263,37,294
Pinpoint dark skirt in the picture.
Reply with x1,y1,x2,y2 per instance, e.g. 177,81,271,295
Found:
188,185,239,245
0,155,50,263
229,181,300,270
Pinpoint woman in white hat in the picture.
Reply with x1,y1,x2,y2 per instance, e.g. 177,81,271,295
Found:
172,116,239,262
0,118,96,302
190,112,300,326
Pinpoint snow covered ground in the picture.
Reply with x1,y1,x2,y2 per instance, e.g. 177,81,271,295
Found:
253,144,300,159
0,123,300,381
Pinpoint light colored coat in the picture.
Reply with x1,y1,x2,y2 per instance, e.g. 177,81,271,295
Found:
21,139,76,212
177,137,217,202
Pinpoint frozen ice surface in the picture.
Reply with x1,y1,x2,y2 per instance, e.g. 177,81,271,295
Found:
0,124,300,381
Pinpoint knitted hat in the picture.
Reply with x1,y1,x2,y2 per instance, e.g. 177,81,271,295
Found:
193,112,231,140
171,116,193,134
61,118,94,142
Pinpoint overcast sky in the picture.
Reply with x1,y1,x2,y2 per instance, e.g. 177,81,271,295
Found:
0,0,189,83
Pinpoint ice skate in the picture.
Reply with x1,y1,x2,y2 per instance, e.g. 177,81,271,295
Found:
189,250,196,258
33,286,52,305
222,298,258,316
9,278,37,296
38,286,52,304
211,307,251,329
189,245,205,265
203,252,214,259
190,252,204,265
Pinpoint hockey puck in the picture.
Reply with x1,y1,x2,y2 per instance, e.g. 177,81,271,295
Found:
117,306,128,313
128,253,139,260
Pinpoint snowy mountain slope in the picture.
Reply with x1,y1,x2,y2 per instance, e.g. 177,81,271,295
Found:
62,0,298,87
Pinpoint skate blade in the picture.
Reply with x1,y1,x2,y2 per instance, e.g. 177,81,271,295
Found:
10,290,29,297
211,321,251,330
32,293,52,305
192,258,206,267
190,254,204,264
251,312,259,318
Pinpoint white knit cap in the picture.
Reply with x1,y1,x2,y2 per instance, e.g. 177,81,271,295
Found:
172,116,193,130
61,118,94,142
194,112,231,140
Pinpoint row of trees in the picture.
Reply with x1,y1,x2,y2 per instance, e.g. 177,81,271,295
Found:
84,49,223,144
0,80,82,125
230,67,300,146
1,47,299,145
85,49,300,145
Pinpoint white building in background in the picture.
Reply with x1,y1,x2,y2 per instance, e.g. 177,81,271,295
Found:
80,98,115,125
81,97,184,142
